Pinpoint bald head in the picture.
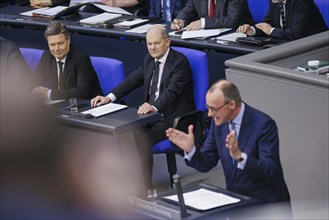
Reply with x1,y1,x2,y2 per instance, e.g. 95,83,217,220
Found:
146,25,169,39
208,80,242,106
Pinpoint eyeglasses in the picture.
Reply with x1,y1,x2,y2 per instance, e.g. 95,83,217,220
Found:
206,102,229,114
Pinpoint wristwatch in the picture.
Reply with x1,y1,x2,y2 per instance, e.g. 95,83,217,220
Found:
236,156,244,162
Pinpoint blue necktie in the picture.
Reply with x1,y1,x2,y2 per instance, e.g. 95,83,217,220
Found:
229,121,238,139
162,0,171,22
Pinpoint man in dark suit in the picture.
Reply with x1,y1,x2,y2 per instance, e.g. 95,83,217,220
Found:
171,0,254,31
33,21,102,100
166,80,291,204
0,36,30,78
237,0,328,40
149,0,187,22
91,25,195,189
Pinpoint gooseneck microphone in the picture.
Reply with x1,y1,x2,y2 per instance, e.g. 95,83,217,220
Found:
172,174,188,218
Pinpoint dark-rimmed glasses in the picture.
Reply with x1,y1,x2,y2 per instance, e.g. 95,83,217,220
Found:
206,102,229,114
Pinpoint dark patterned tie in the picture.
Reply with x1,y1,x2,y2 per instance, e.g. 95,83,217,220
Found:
149,61,161,104
58,61,64,89
279,2,286,28
209,0,215,18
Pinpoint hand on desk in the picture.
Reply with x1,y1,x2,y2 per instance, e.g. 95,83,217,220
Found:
166,125,195,153
236,24,254,35
171,19,184,30
30,0,52,8
90,95,111,107
137,102,156,115
255,23,273,35
32,86,49,100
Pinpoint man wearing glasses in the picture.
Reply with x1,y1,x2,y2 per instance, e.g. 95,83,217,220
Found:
166,80,291,207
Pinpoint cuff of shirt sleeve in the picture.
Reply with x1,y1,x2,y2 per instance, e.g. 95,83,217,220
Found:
200,18,205,29
270,27,275,34
47,89,51,100
107,93,116,102
184,146,196,161
151,105,158,112
237,152,247,170
250,26,256,36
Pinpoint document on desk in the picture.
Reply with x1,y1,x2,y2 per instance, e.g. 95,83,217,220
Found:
92,4,132,15
181,28,231,40
164,188,241,211
79,12,122,25
125,24,155,33
81,103,128,117
216,32,246,42
114,18,149,29
20,7,50,16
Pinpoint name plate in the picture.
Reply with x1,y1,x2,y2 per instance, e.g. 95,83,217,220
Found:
129,197,181,219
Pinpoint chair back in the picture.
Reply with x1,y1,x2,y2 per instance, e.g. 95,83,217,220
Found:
172,47,209,112
90,56,125,95
19,48,44,72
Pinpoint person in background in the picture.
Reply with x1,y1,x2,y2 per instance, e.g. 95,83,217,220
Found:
91,25,195,191
29,0,68,8
171,0,254,31
149,0,188,22
166,80,291,204
101,0,149,15
33,21,102,100
236,0,328,40
0,36,30,78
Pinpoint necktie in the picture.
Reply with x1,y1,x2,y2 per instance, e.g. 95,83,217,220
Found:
162,0,171,22
229,121,238,139
149,61,161,104
58,61,64,89
279,2,286,28
209,0,215,18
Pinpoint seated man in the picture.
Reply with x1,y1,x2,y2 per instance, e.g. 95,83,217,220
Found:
149,0,188,22
91,25,195,190
171,0,254,31
33,21,102,100
236,0,328,40
166,80,291,205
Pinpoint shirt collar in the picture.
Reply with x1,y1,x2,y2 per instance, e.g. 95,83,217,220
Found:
232,102,245,127
56,56,67,64
155,47,170,64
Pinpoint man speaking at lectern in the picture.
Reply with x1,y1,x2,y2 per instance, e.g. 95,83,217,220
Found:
91,25,195,190
166,80,290,204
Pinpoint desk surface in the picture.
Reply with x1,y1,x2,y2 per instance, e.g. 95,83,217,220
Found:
0,5,262,55
53,100,161,134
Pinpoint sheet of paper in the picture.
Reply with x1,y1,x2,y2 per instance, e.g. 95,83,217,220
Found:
92,4,132,15
114,18,148,28
81,103,128,117
20,7,50,17
34,6,67,16
216,32,246,42
181,29,221,40
125,24,154,33
79,12,122,25
164,188,241,211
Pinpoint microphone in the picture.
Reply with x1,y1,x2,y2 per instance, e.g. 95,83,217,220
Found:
172,174,188,218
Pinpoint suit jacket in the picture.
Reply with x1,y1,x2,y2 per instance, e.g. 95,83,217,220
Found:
111,48,195,125
175,0,254,29
0,37,30,78
187,104,290,203
34,44,103,100
149,0,187,21
257,0,328,40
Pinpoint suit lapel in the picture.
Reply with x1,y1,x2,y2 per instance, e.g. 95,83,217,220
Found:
144,59,155,101
238,104,252,153
201,0,208,17
159,49,174,88
49,57,58,89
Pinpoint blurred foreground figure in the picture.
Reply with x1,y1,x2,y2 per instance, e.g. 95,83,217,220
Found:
0,77,135,219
